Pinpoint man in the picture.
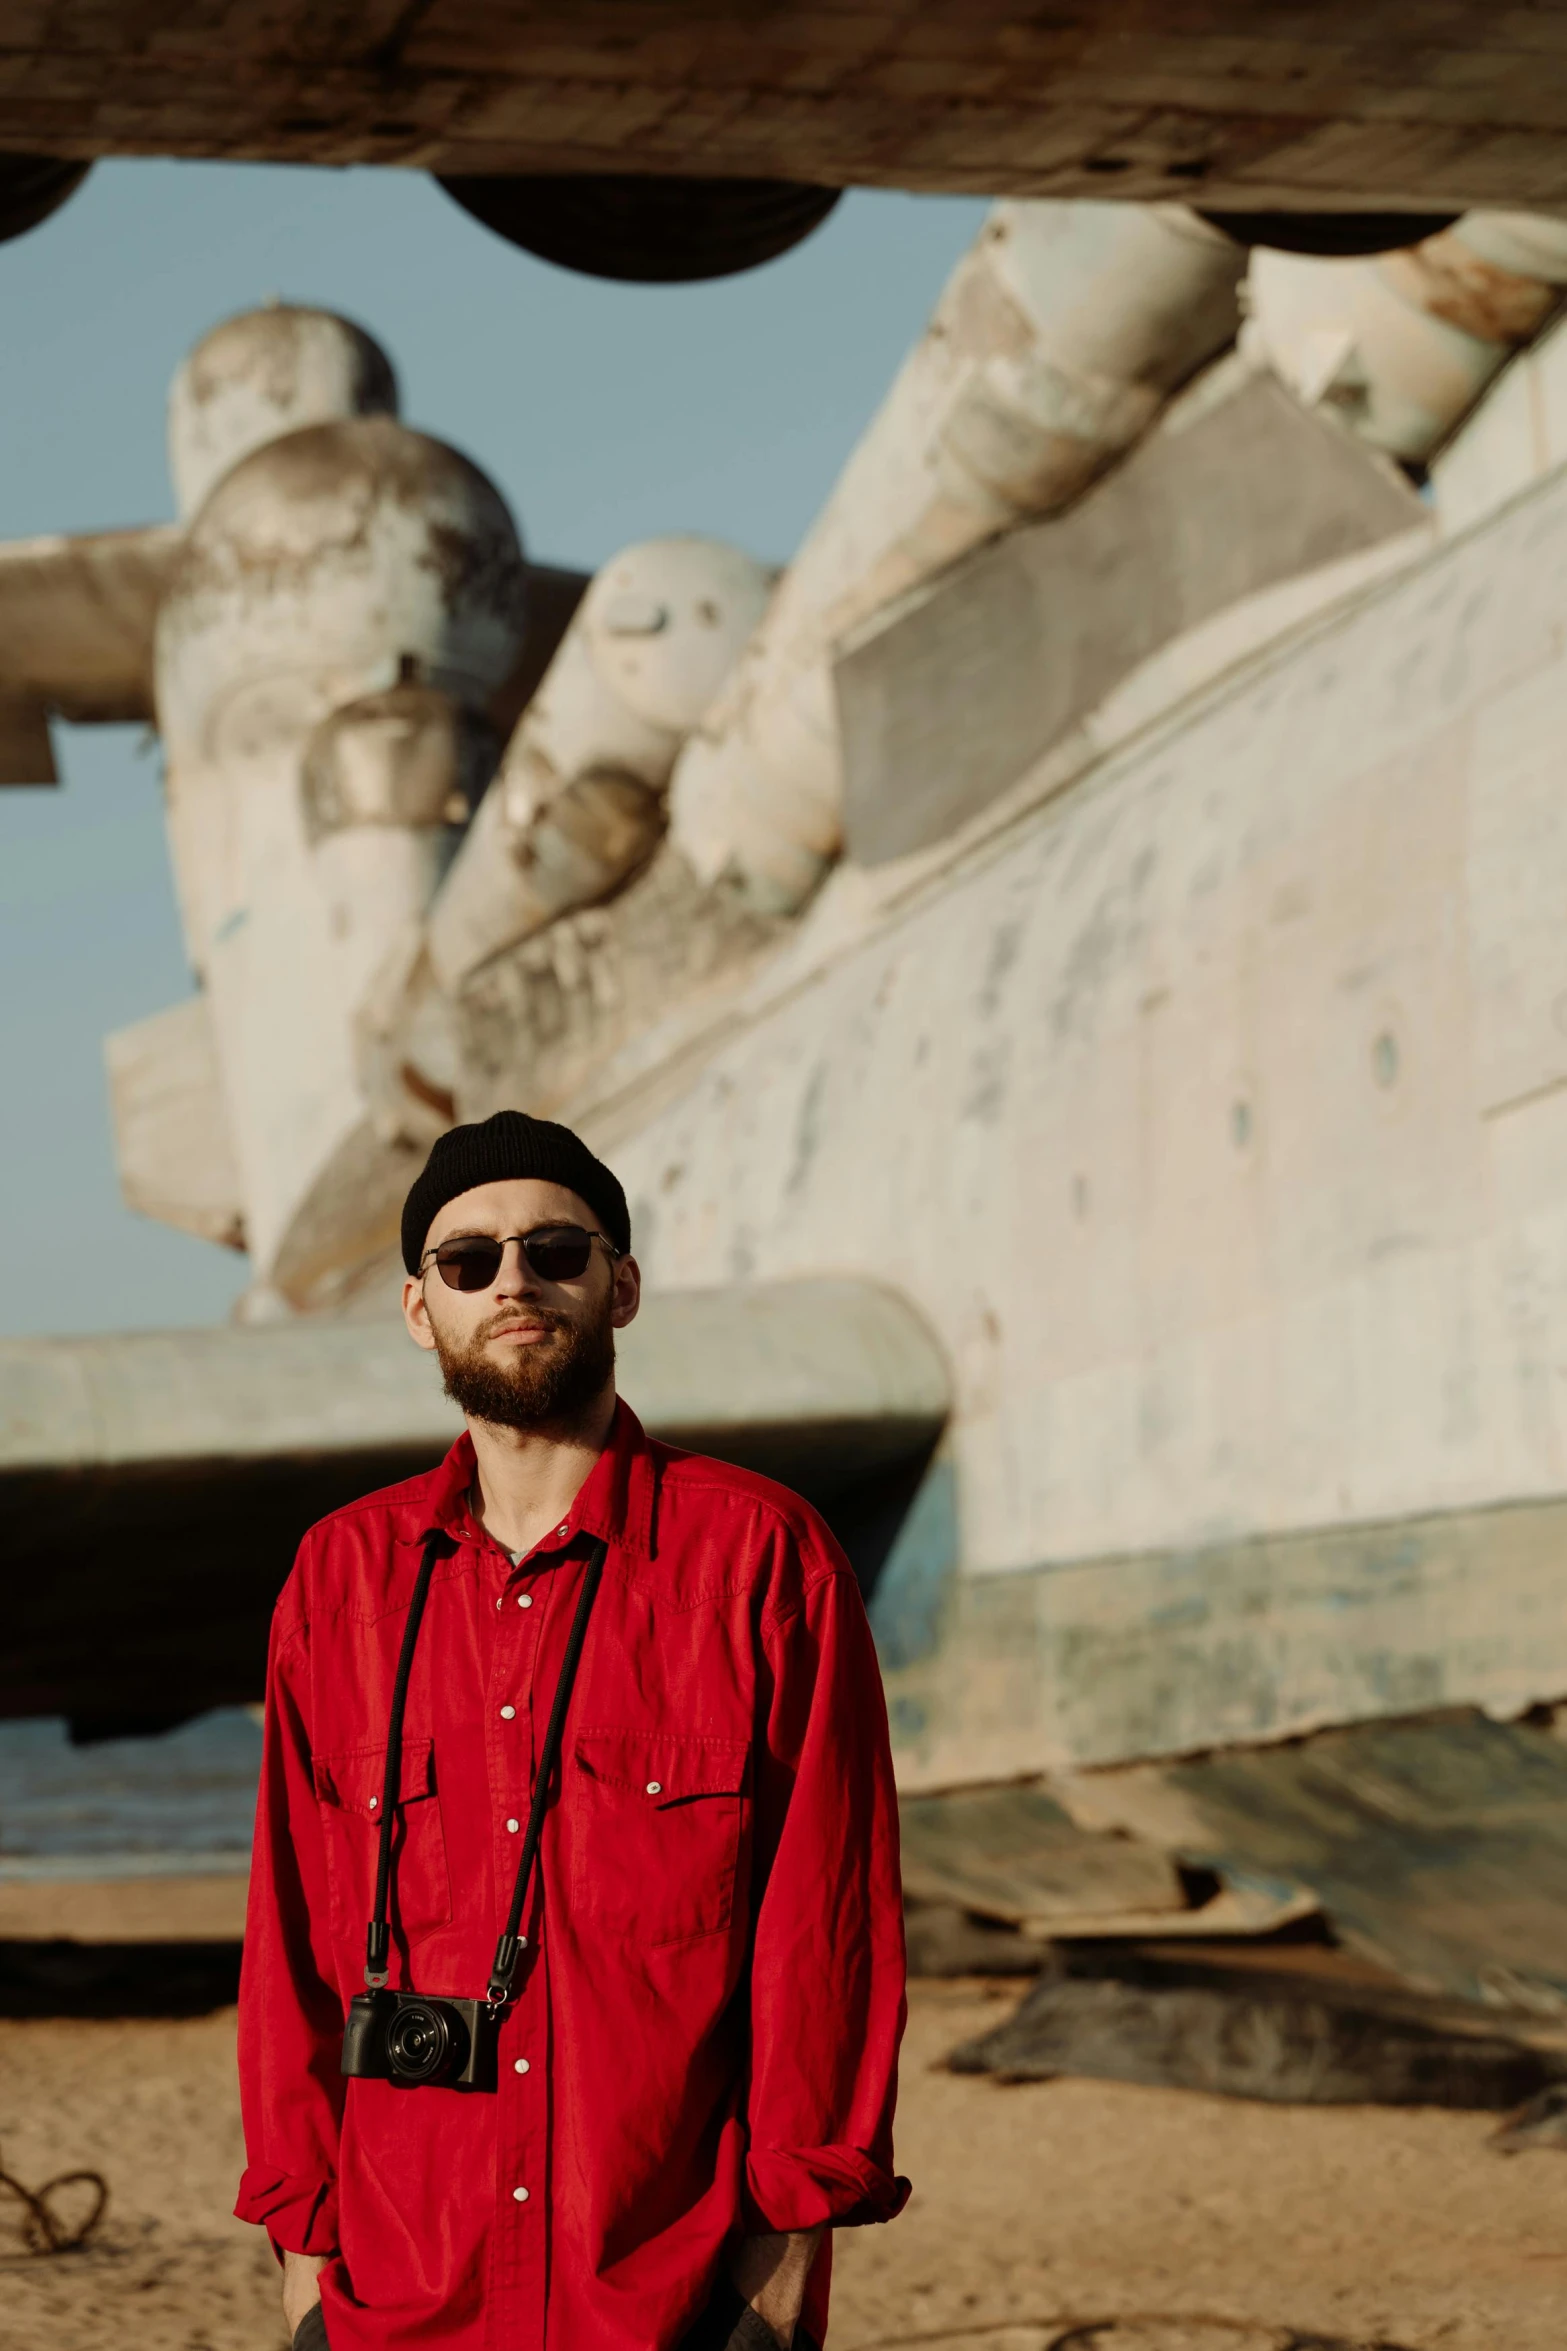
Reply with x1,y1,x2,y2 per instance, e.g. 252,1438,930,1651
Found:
236,1109,908,2351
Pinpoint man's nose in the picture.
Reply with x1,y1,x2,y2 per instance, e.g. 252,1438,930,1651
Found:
492,1239,542,1298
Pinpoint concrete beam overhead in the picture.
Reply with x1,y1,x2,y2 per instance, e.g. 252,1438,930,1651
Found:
0,1275,946,1476
4,6,1567,214
0,1279,948,1729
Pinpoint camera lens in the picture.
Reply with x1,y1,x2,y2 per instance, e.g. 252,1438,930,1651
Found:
386,2000,467,2084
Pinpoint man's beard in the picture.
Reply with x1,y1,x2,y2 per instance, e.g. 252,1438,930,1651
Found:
433,1295,616,1432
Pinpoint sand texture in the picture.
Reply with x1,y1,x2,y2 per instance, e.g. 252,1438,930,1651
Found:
4,1980,1567,2350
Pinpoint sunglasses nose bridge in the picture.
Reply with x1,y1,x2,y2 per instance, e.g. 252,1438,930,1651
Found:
491,1234,539,1294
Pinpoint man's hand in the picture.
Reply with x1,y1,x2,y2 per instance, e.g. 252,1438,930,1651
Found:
281,2249,329,2340
728,2227,825,2348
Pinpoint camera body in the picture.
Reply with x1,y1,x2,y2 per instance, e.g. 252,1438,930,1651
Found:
341,1988,498,2093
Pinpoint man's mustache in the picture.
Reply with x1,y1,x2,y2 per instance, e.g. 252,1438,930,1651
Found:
474,1306,571,1345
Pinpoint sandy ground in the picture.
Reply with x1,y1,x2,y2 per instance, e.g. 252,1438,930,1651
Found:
3,1978,1566,2351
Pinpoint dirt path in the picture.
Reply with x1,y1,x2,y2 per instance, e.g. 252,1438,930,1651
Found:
3,1979,1565,2350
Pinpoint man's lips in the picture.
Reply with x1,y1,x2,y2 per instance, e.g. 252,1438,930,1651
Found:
484,1319,560,1344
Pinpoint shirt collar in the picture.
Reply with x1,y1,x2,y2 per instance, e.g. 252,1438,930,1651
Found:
572,1399,655,1559
404,1398,655,1561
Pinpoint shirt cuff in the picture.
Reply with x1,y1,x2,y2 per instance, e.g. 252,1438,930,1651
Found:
235,2162,340,2256
742,2145,911,2233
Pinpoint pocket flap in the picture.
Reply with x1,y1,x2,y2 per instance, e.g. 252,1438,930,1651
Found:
574,1729,749,1806
314,1735,436,1815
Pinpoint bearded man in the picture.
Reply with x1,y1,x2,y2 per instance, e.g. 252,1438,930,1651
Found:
236,1110,908,2351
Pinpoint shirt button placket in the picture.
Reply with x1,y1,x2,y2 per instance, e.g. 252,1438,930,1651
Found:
504,1560,542,2332
507,1983,546,2337
489,1547,552,2343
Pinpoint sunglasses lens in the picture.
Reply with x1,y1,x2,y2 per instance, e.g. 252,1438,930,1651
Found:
523,1229,593,1282
435,1240,505,1292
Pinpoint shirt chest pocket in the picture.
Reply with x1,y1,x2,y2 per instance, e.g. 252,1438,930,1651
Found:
314,1736,453,1949
568,1729,750,1949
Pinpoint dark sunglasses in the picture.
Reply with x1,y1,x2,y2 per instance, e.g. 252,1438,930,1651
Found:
420,1225,619,1292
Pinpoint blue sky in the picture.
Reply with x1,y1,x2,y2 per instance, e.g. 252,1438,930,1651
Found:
0,163,986,1336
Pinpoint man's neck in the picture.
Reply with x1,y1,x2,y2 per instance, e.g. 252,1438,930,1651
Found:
466,1385,618,1558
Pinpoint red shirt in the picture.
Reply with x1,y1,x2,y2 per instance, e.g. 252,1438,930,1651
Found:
235,1403,908,2351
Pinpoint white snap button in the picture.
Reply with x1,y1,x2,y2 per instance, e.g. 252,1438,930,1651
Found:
495,1596,504,1610
506,1818,520,1833
500,1705,516,1720
557,1525,568,1538
518,1593,532,1609
514,2057,530,2075
368,1796,378,1809
512,2185,529,2203
645,1781,662,1796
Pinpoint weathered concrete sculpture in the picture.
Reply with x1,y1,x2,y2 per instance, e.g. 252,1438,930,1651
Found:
14,197,1567,1794
355,531,776,1168
668,202,1249,912
429,536,774,991
74,307,534,1310
154,409,527,1305
1245,210,1567,462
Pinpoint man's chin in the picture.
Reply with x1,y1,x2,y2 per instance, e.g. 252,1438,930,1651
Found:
445,1369,566,1428
434,1303,616,1431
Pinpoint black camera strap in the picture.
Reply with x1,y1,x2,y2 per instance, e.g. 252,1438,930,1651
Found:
364,1529,446,1988
363,1527,606,2007
487,1535,604,2005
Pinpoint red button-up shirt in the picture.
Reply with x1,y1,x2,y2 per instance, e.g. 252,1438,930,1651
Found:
235,1403,908,2351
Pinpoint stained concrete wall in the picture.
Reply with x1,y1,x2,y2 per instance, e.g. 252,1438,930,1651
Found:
581,445,1567,1780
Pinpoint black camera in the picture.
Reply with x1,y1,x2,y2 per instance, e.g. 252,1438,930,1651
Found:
341,1989,497,2093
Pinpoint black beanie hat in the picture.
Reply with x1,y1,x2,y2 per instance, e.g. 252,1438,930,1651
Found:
400,1110,631,1273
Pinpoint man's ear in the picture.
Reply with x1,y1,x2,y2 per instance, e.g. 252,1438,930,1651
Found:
403,1274,440,1352
611,1254,642,1330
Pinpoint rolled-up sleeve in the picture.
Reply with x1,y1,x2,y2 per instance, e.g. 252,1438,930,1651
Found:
742,1543,910,2234
234,1566,347,2256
